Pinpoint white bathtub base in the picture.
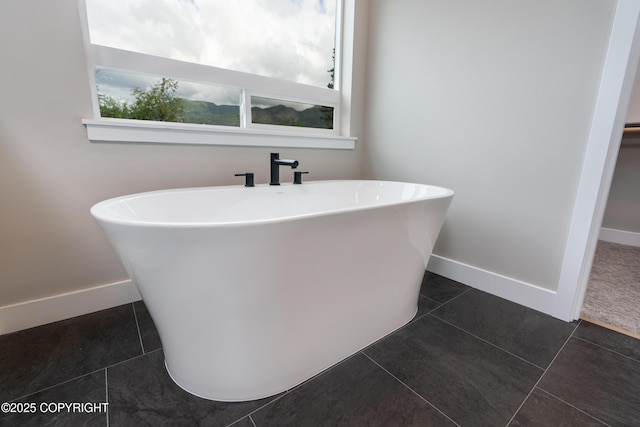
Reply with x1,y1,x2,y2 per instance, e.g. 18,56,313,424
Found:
165,306,419,402
91,181,453,402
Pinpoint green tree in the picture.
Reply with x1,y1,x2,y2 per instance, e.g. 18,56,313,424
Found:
98,78,184,122
320,49,335,128
128,78,184,122
98,93,129,118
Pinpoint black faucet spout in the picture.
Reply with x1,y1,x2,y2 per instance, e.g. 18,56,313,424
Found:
270,153,299,185
275,159,299,168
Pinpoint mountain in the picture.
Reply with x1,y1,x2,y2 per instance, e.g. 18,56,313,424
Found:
180,99,332,129
181,99,240,126
252,104,332,129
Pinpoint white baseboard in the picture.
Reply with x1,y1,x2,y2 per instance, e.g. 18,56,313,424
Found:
599,227,640,247
427,254,560,319
1,254,573,336
0,280,141,335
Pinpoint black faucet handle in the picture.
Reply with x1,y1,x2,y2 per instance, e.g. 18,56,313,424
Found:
293,171,309,185
234,172,255,187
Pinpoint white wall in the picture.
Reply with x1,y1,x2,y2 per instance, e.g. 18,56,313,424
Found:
0,0,366,332
624,64,640,123
602,141,640,237
600,66,640,244
364,0,617,292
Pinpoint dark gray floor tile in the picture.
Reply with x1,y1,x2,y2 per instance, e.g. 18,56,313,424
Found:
251,352,456,427
420,272,470,303
538,337,640,426
107,350,276,427
365,315,542,427
574,321,640,362
0,304,142,402
431,289,576,368
0,370,107,427
133,300,162,353
510,387,606,426
415,295,441,319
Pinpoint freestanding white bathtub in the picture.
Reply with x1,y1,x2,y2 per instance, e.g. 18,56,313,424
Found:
91,180,454,402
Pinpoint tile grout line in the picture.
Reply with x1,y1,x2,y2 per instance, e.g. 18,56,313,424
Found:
105,347,163,372
232,337,447,427
228,391,291,427
2,304,148,404
427,313,546,371
233,306,454,426
361,351,462,427
237,349,377,424
6,366,110,404
430,286,474,308
533,387,613,427
5,346,163,404
418,294,445,309
412,286,475,330
405,284,471,331
248,414,258,427
504,319,582,426
411,309,437,324
407,298,443,324
423,295,443,305
572,334,640,365
131,302,146,354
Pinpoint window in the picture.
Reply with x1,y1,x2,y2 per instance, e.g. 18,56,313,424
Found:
95,68,242,126
249,96,333,129
80,0,356,149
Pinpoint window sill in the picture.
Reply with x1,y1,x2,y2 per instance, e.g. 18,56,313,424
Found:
82,119,356,150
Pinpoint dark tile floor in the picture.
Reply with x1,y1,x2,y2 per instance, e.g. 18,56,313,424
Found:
1,272,639,426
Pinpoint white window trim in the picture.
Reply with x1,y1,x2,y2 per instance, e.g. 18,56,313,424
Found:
79,0,357,150
82,118,355,149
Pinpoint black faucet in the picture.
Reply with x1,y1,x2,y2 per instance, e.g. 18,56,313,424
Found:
270,153,299,185
234,172,255,187
293,171,309,184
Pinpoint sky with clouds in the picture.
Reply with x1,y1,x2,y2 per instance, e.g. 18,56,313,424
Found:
86,0,337,106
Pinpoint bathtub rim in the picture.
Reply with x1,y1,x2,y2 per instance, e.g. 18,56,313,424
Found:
90,179,454,229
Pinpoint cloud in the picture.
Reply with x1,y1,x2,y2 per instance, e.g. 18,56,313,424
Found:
86,0,336,89
94,68,152,102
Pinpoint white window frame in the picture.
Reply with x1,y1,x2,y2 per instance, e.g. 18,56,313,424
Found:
78,0,356,150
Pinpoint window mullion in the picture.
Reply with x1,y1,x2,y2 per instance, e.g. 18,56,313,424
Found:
240,90,251,129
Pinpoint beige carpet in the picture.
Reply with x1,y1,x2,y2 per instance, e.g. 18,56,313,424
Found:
581,240,640,337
